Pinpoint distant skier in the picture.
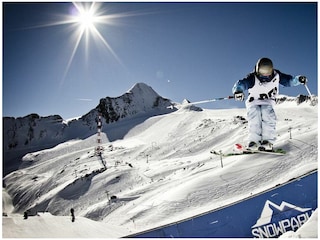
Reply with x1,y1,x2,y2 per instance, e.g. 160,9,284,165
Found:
70,208,75,222
232,57,307,151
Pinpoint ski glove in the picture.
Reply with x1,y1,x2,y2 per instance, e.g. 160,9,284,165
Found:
298,76,308,85
234,91,245,101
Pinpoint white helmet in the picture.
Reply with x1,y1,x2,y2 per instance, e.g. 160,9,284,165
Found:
255,57,274,82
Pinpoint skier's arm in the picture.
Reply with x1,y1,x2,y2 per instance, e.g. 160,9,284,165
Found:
277,70,306,87
232,73,255,94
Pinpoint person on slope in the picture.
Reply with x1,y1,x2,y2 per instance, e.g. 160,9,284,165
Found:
232,57,307,151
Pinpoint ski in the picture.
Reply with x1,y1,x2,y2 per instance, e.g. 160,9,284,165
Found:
210,149,286,157
235,143,286,155
244,148,286,155
210,150,249,157
210,143,286,157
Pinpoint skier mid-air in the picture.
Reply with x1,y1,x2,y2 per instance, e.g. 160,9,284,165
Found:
232,57,307,151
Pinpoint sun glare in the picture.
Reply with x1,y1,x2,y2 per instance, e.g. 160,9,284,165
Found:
15,1,156,87
77,11,95,29
72,2,98,31
57,2,125,86
26,2,149,86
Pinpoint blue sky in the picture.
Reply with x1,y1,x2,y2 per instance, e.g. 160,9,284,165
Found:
3,2,317,119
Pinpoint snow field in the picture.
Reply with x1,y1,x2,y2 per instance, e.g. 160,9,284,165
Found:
3,99,317,237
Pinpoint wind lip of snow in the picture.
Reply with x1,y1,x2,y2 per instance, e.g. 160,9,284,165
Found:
63,116,82,124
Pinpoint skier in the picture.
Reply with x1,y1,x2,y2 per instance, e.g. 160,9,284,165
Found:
70,208,75,222
232,57,307,151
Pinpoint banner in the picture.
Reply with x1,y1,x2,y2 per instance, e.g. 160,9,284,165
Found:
128,170,317,238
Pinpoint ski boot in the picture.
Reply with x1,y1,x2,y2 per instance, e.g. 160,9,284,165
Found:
259,140,273,152
247,141,259,151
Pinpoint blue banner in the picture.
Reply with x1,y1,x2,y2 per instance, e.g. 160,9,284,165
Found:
128,170,317,238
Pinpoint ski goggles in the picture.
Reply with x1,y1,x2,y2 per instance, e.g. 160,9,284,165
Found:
257,72,275,82
258,75,272,82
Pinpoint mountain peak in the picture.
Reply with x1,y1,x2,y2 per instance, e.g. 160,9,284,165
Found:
127,82,159,98
96,82,173,124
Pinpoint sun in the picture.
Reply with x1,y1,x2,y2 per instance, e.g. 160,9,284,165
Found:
25,2,146,86
72,2,98,31
57,2,124,86
77,11,95,30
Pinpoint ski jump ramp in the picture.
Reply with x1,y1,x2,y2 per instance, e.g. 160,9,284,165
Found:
125,169,317,238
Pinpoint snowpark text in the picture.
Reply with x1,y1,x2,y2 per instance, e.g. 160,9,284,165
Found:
251,209,314,238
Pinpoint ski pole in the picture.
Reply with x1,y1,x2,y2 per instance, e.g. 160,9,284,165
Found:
303,83,318,106
304,83,313,98
185,95,234,106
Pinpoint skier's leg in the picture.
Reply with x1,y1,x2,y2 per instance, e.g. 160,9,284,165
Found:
247,105,262,145
261,105,277,144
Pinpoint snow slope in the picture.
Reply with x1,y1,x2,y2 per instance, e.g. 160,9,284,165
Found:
2,83,174,176
2,97,318,238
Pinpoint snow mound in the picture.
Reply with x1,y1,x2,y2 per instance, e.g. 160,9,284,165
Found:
2,212,129,238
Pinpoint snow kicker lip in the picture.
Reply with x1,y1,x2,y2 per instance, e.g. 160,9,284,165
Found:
124,169,317,238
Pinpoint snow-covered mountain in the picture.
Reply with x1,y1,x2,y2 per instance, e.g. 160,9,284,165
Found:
2,86,318,237
96,82,173,123
3,83,174,175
